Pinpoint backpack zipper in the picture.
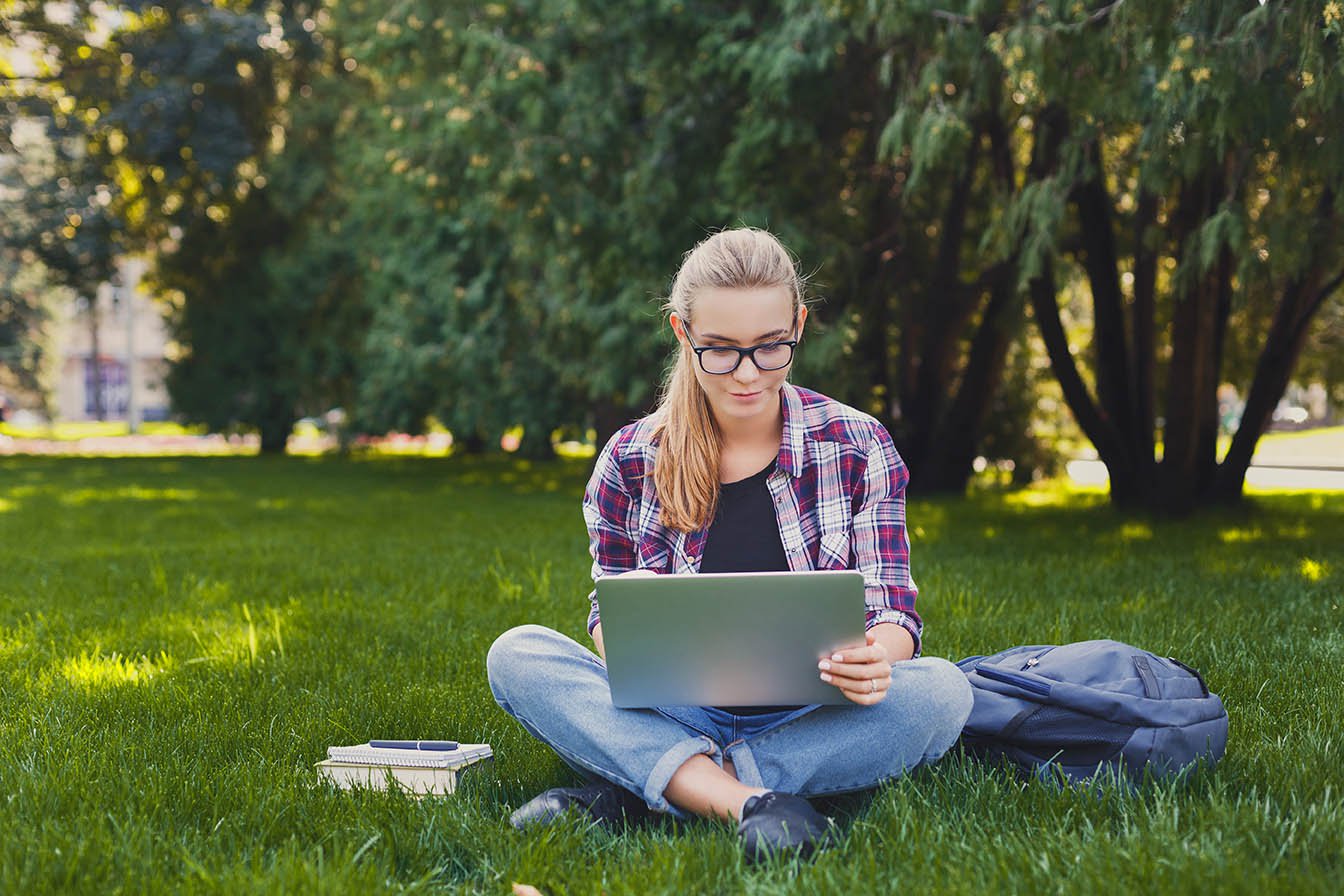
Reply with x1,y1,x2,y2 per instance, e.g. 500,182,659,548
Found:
976,664,1053,697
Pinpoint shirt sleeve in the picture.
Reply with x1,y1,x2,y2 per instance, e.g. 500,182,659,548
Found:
851,423,924,656
581,432,640,634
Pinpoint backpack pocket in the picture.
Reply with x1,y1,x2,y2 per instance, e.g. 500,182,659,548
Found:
974,663,1052,698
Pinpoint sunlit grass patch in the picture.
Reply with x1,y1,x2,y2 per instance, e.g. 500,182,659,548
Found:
60,648,176,689
57,485,203,507
999,480,1109,509
1117,521,1153,541
0,420,208,440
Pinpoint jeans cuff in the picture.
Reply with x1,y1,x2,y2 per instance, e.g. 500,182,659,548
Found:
643,735,718,817
724,741,765,789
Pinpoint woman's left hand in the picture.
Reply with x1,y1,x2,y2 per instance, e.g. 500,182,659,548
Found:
818,630,892,705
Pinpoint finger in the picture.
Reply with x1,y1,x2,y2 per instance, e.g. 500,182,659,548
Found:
819,670,876,701
819,669,893,695
818,658,891,681
823,644,886,665
838,682,888,706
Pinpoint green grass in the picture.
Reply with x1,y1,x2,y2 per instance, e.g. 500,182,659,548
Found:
0,456,1340,894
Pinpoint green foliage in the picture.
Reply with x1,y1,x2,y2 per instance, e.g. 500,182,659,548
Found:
2,1,344,444
871,0,1344,510
1,456,1342,891
7,1,1341,493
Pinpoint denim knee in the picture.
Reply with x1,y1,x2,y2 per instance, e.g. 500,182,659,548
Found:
911,656,974,759
486,623,562,707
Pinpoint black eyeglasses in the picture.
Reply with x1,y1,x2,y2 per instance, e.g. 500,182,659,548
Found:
683,326,799,375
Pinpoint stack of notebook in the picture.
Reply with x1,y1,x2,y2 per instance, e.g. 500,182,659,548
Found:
316,740,494,796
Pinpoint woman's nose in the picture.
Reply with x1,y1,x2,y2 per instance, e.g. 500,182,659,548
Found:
733,355,761,383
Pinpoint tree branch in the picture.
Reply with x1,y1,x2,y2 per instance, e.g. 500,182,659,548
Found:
931,10,975,26
1084,0,1126,27
1304,267,1344,326
1216,190,1339,500
1030,260,1124,467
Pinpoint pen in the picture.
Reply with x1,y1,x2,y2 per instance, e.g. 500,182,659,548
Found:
369,740,459,751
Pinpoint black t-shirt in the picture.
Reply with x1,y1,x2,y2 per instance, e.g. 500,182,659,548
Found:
700,459,799,715
700,460,789,574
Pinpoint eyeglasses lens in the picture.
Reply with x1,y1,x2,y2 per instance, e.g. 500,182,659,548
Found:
752,344,792,369
701,349,742,374
700,343,793,374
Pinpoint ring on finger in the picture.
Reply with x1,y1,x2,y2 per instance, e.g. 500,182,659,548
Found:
868,679,876,694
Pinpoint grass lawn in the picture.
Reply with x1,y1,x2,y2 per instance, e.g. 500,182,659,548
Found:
1,456,1340,894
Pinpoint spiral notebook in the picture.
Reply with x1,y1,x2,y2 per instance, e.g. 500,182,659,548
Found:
325,742,493,768
318,742,494,796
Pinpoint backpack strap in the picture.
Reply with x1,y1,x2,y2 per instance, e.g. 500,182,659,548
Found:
1132,655,1160,698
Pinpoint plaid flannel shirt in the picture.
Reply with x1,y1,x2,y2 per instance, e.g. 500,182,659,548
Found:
583,383,923,655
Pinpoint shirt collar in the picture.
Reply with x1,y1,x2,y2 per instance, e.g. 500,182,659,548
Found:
776,382,805,478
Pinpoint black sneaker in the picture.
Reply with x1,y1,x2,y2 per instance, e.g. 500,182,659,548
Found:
509,781,652,831
737,791,834,863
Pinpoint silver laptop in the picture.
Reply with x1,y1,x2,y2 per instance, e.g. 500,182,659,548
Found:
596,570,866,708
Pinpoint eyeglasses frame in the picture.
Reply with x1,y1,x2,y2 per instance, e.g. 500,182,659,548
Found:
681,321,800,376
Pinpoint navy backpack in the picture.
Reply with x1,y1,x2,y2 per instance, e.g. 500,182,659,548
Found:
956,640,1229,785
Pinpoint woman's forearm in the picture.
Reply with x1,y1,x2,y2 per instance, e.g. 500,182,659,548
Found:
868,621,915,662
591,622,605,661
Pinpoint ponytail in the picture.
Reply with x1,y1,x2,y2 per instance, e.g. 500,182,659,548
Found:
652,347,722,531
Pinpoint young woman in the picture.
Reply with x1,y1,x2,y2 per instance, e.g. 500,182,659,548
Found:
487,228,972,862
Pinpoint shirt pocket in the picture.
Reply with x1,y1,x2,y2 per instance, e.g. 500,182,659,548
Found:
815,530,851,569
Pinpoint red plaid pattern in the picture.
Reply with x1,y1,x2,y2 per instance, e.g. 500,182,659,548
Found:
583,383,923,654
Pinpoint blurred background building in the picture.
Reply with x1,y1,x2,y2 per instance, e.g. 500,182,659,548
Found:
53,258,170,426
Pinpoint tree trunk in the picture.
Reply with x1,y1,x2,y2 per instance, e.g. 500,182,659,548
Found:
1025,107,1145,506
1213,267,1344,502
920,262,1024,492
1154,171,1226,515
258,418,291,454
899,133,981,483
88,296,106,422
1030,259,1139,504
1130,191,1159,476
917,100,1030,494
459,431,488,455
1196,247,1236,499
516,421,558,461
1072,142,1134,457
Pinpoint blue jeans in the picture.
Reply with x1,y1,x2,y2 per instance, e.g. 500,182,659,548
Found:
487,624,973,818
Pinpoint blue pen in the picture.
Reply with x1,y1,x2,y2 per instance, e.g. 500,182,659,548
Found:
369,740,459,751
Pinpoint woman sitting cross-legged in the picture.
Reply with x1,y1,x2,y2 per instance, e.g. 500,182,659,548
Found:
487,227,973,863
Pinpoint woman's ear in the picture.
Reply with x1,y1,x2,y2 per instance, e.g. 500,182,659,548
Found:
795,305,809,340
669,312,687,345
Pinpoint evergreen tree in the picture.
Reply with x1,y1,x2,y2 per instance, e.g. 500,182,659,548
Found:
879,0,1344,512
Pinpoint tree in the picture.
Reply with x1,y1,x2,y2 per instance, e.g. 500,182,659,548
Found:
149,3,364,452
2,1,350,449
330,0,1045,477
877,0,1344,512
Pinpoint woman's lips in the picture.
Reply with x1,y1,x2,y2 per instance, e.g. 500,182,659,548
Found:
729,391,762,401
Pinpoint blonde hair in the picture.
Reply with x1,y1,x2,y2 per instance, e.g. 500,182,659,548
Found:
653,227,806,532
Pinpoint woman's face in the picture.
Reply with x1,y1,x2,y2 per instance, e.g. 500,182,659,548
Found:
672,286,806,427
